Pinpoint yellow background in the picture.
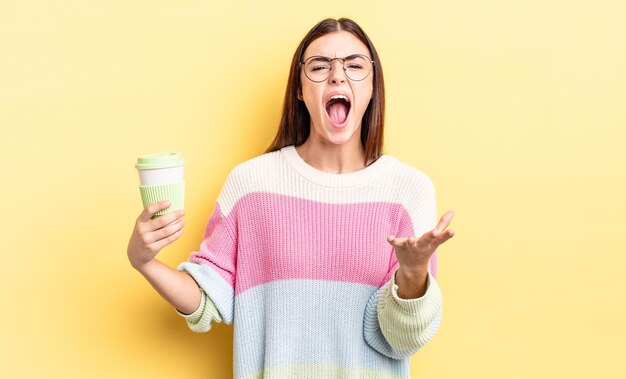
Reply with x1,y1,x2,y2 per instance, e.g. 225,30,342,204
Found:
2,1,625,378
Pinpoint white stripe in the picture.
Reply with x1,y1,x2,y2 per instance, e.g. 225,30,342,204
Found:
216,146,437,237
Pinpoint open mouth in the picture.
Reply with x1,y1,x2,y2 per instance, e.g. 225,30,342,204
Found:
325,95,351,126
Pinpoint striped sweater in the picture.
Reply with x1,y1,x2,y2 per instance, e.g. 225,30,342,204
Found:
177,145,443,379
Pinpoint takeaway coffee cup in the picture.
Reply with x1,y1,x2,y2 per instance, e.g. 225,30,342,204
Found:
135,152,185,218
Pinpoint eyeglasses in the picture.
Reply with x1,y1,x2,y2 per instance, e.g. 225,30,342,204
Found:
300,54,374,82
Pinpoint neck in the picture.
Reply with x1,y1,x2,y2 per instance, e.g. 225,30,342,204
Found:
295,138,368,174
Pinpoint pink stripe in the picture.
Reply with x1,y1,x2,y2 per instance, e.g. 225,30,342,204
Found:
190,193,438,295
236,193,435,294
190,202,237,286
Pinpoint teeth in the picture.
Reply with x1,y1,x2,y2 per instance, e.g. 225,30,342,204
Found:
329,95,349,102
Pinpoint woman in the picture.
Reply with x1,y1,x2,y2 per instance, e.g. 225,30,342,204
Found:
127,17,455,379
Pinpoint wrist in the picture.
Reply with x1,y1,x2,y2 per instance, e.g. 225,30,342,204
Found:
397,264,428,280
132,257,158,274
395,266,429,299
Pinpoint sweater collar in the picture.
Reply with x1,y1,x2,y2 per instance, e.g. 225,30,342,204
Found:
280,145,395,188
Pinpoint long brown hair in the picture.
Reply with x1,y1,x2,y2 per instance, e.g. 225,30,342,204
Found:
265,18,385,164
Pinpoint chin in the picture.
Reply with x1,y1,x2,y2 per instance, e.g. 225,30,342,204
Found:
323,124,360,146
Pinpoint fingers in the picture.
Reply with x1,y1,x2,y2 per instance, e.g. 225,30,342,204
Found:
142,211,186,245
138,200,173,222
433,210,455,235
391,210,456,249
137,201,185,232
151,208,185,230
135,201,186,246
150,224,185,252
387,235,416,249
387,235,402,247
421,210,455,242
433,229,455,246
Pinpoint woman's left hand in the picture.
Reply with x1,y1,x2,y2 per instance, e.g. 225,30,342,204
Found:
387,211,455,275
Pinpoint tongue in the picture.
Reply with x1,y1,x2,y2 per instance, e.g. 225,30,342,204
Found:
327,102,349,125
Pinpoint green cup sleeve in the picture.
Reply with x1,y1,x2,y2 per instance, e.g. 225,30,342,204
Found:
139,181,185,218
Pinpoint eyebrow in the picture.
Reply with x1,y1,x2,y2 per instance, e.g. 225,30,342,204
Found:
304,54,370,62
344,54,367,60
308,56,332,62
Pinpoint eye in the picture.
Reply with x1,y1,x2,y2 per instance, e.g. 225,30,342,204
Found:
346,63,364,70
305,57,332,73
311,64,331,72
345,55,369,70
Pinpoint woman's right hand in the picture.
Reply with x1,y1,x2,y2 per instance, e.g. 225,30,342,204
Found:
127,200,186,271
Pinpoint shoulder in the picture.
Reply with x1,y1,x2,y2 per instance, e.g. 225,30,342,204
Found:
216,149,283,209
383,155,438,232
383,155,436,196
236,149,283,170
226,149,282,184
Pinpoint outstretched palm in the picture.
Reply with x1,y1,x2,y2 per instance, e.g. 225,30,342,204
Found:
387,211,455,273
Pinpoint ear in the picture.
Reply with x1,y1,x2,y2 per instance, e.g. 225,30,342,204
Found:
297,87,303,101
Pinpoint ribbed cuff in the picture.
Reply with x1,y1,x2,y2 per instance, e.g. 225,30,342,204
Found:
176,290,206,324
376,269,443,353
175,291,223,333
390,269,442,312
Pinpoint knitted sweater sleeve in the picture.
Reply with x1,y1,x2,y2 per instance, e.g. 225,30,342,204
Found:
175,170,241,332
363,174,443,359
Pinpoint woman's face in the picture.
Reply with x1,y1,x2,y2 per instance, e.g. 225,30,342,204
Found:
299,31,374,147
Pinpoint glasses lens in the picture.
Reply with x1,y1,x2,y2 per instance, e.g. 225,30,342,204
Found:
302,55,373,82
344,55,372,81
304,57,332,82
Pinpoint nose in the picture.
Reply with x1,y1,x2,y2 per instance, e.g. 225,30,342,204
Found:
328,59,346,84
